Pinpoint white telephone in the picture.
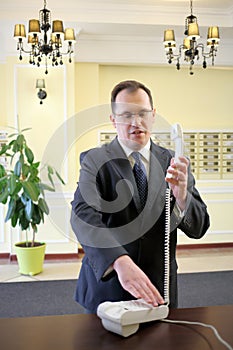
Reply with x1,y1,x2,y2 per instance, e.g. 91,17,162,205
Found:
97,124,184,337
171,123,184,163
166,123,184,180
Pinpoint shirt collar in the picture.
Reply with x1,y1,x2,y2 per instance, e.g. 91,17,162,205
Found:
118,138,151,163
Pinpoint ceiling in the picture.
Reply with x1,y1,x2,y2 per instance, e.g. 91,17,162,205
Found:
0,0,233,67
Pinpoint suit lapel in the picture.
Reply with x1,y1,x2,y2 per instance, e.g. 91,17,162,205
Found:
105,138,170,214
137,142,169,231
106,138,142,211
147,143,168,209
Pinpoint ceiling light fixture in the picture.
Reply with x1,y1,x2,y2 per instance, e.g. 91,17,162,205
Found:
163,0,220,75
13,0,76,74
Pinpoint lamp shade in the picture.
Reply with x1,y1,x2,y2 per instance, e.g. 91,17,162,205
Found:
28,35,38,45
51,34,62,45
52,20,64,34
164,29,176,44
188,23,200,39
28,19,41,34
207,26,220,42
183,38,191,50
36,79,45,89
14,24,26,39
64,28,76,42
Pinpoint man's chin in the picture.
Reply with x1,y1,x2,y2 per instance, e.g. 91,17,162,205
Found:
121,137,146,150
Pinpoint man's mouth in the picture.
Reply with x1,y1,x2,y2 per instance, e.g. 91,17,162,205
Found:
129,129,145,135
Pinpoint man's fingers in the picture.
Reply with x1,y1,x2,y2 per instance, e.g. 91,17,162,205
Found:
126,280,164,306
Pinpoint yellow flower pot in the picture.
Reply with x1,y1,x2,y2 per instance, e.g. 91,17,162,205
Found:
14,242,46,276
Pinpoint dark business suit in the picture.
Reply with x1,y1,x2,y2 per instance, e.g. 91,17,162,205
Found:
71,137,210,313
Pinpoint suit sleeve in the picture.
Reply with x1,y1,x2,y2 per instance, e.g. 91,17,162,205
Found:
70,149,128,282
170,165,210,238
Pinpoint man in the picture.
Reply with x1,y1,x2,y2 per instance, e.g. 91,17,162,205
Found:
70,80,210,313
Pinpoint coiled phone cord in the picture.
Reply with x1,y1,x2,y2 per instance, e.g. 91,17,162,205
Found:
164,187,171,306
163,190,232,350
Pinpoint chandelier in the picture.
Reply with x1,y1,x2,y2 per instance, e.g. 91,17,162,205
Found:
163,0,220,75
13,0,76,74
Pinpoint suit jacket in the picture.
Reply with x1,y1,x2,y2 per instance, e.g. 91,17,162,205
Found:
71,137,210,312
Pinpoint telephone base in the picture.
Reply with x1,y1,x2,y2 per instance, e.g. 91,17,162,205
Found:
97,299,169,337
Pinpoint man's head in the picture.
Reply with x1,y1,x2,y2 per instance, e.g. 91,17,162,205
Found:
110,80,156,150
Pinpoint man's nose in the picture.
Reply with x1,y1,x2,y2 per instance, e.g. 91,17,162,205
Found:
131,114,142,125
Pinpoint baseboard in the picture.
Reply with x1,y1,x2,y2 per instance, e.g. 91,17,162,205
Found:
1,242,232,261
176,242,233,250
1,252,83,262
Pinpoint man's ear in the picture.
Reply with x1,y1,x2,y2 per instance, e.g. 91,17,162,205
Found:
110,114,116,128
152,108,156,124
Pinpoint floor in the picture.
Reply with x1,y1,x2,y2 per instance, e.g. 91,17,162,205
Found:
0,247,232,283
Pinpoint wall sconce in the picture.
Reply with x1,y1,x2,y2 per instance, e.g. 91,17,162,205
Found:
36,79,47,104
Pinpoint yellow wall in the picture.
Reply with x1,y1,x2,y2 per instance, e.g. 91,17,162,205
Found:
98,64,233,128
72,62,233,246
0,59,232,253
72,63,233,177
0,64,7,126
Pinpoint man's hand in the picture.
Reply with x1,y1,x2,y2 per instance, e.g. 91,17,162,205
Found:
113,255,164,306
166,156,189,211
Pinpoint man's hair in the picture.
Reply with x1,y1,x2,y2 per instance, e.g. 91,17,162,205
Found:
111,80,154,111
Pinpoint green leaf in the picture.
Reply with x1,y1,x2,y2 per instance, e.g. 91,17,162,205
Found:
55,170,65,185
34,162,40,169
38,197,49,215
19,153,24,163
48,174,55,188
21,127,32,133
0,144,9,156
22,164,30,178
12,140,19,153
0,164,7,178
25,146,34,164
28,165,39,179
11,182,22,196
9,174,18,195
11,213,18,227
38,207,44,223
15,197,25,212
48,173,55,188
20,194,27,205
47,165,54,174
0,175,8,184
10,198,24,227
32,205,42,225
5,198,16,221
7,133,18,138
14,160,22,177
31,223,38,234
39,182,55,192
16,134,25,148
22,181,40,201
25,199,33,221
0,186,9,203
19,212,30,231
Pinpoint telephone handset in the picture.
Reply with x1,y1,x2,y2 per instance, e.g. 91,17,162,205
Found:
166,123,184,179
97,124,184,337
171,123,184,163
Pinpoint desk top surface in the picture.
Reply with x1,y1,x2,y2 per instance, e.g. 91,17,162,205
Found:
1,305,232,350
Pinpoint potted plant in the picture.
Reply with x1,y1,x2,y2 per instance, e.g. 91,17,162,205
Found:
0,125,65,275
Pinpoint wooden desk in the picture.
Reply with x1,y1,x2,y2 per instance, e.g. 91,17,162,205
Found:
0,305,232,350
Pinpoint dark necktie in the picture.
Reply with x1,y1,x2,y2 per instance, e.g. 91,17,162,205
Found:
131,152,148,208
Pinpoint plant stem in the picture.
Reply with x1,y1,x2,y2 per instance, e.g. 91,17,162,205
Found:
26,230,29,247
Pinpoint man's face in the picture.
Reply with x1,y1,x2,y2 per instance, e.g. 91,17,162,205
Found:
110,88,156,150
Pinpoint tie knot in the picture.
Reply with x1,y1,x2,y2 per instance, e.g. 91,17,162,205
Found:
131,152,141,165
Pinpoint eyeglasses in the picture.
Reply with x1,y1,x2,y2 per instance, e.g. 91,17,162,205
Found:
114,109,153,122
